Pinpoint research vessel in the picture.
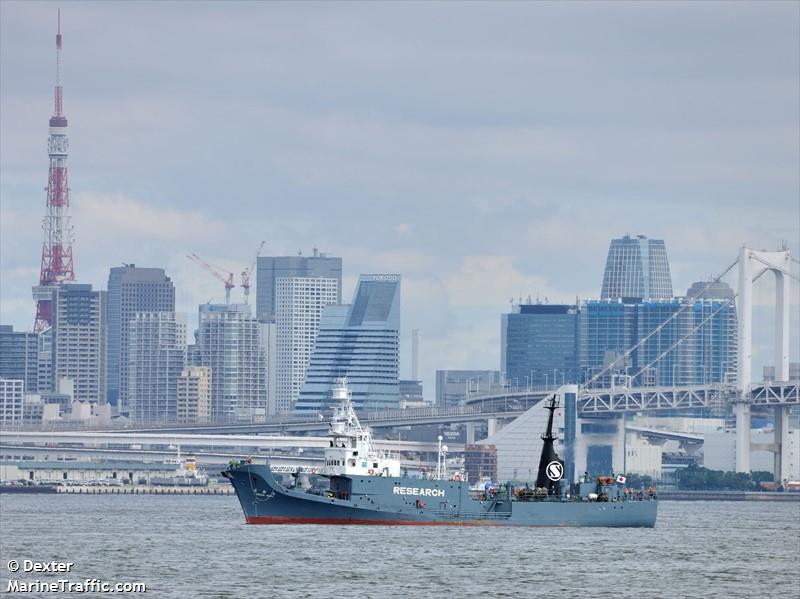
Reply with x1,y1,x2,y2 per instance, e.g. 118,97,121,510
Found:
224,379,657,527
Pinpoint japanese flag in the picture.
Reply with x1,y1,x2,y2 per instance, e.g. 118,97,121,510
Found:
616,475,627,485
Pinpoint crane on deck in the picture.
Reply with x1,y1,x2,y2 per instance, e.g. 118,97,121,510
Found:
187,253,235,304
241,240,265,305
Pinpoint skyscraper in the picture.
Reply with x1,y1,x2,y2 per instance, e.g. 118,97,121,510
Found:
501,304,580,388
255,250,342,322
36,328,53,394
50,284,106,403
580,290,737,388
295,275,400,413
194,304,269,422
579,301,638,387
600,235,673,301
127,312,186,422
275,277,339,413
0,326,39,394
107,265,175,411
685,281,738,385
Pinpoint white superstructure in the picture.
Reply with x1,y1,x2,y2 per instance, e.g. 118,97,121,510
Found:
322,378,400,477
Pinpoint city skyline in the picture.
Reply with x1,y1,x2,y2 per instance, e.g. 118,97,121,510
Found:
1,2,798,397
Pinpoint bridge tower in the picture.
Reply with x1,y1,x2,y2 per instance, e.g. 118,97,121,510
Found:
735,246,792,476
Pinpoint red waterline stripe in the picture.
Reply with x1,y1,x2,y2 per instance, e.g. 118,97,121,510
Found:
245,515,498,526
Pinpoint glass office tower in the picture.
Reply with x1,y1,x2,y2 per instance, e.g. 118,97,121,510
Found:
601,234,673,301
580,284,736,387
295,275,400,413
502,304,579,387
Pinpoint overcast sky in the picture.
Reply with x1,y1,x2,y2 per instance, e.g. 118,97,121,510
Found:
1,1,798,394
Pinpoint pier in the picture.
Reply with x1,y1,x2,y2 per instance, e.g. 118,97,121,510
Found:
55,485,234,495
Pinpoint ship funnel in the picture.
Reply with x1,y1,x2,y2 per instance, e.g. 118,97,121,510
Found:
535,396,564,496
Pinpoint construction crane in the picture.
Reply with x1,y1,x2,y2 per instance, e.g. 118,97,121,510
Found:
241,240,265,305
187,253,235,304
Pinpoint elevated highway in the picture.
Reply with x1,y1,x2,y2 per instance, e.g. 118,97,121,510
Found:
0,445,435,474
0,430,463,455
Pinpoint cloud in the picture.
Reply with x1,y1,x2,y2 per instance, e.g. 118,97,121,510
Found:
1,1,797,395
72,192,226,244
444,255,566,309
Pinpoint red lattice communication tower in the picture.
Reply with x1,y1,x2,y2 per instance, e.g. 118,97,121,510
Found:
33,10,75,332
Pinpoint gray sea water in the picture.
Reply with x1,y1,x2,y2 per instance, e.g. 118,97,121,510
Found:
1,494,798,598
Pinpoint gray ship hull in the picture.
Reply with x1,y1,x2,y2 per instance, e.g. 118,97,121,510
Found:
224,464,657,528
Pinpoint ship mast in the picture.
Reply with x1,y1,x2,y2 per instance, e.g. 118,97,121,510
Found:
535,396,564,495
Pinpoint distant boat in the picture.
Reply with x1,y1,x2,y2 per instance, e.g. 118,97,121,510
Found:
151,452,208,487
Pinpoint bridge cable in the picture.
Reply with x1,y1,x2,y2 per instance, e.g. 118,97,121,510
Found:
748,254,800,282
580,259,739,391
628,268,768,383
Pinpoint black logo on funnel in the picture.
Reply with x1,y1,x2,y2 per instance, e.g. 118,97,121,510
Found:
546,461,563,481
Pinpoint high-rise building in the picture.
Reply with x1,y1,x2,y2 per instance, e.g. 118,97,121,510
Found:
600,234,673,301
50,284,106,403
255,250,342,322
275,277,339,413
435,370,501,408
295,275,400,413
0,326,39,394
636,285,738,386
501,304,580,388
107,265,175,411
127,312,186,423
580,286,737,387
0,379,24,425
177,366,212,424
579,301,638,387
633,300,697,387
261,322,278,415
36,328,53,393
194,304,269,422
